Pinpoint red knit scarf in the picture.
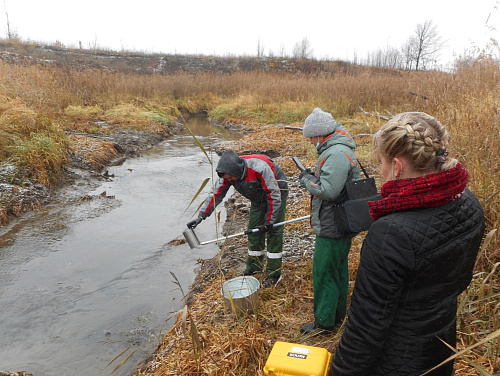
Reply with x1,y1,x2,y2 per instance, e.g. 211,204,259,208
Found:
369,163,469,221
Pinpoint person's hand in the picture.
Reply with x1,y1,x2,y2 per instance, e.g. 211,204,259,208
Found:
299,169,314,180
255,223,272,233
299,170,308,179
187,217,203,229
299,169,319,188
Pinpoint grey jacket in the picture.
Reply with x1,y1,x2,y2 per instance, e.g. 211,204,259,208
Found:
300,125,360,239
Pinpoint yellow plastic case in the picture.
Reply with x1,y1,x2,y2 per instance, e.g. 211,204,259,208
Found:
263,341,332,376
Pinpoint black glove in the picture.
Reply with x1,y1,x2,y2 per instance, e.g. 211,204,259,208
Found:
255,223,272,233
299,169,314,179
187,216,203,229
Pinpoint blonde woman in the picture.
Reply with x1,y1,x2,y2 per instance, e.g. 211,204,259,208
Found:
330,113,485,376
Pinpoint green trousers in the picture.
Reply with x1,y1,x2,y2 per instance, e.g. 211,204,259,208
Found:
313,236,352,328
245,196,287,277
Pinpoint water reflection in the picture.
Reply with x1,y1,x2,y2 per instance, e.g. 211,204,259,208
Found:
181,114,239,139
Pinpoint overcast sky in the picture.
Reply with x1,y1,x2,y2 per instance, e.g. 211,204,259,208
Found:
1,0,499,67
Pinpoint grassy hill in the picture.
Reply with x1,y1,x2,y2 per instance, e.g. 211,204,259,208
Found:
0,39,362,75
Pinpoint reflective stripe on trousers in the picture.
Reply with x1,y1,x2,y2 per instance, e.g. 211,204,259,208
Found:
248,250,265,257
248,250,282,259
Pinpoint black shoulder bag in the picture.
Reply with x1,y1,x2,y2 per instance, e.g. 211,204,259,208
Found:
334,161,382,236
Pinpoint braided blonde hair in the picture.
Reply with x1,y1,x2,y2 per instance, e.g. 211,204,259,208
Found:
372,112,457,172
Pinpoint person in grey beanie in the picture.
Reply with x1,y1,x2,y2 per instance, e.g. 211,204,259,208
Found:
298,108,361,335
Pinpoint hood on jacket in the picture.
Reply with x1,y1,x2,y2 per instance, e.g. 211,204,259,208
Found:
216,150,246,179
317,124,356,153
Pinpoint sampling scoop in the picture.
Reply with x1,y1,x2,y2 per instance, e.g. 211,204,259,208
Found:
183,215,310,249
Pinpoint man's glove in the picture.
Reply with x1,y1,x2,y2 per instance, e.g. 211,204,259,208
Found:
187,216,203,229
255,223,272,233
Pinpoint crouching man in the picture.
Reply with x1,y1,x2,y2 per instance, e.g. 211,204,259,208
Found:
187,149,288,288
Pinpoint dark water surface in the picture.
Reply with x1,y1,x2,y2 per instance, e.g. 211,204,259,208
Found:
0,117,239,375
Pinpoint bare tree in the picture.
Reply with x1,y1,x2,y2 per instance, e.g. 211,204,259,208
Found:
403,20,445,70
384,45,402,68
90,34,99,52
352,49,358,65
401,42,415,70
257,37,265,57
278,43,287,58
362,43,403,68
292,37,313,59
3,0,19,40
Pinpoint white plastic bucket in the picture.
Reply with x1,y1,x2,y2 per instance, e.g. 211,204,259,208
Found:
221,276,260,317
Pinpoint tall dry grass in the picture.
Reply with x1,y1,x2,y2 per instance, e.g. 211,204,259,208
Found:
0,92,68,185
4,59,495,222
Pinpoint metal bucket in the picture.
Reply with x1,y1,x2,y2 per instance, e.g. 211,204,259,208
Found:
183,228,201,248
221,276,260,317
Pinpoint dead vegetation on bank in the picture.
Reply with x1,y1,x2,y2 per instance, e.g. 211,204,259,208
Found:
0,44,498,373
132,123,499,376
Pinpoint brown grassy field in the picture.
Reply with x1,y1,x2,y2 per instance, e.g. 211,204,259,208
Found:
0,47,498,374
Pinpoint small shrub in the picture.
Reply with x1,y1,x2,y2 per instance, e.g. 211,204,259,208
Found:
8,131,68,186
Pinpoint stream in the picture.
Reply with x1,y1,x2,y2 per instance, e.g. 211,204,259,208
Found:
0,117,239,375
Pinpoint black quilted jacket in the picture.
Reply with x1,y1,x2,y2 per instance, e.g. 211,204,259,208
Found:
330,189,485,376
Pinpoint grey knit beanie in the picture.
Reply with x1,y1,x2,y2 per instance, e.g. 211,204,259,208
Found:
303,108,338,137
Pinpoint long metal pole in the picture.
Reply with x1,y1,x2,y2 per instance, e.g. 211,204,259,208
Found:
199,215,310,246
